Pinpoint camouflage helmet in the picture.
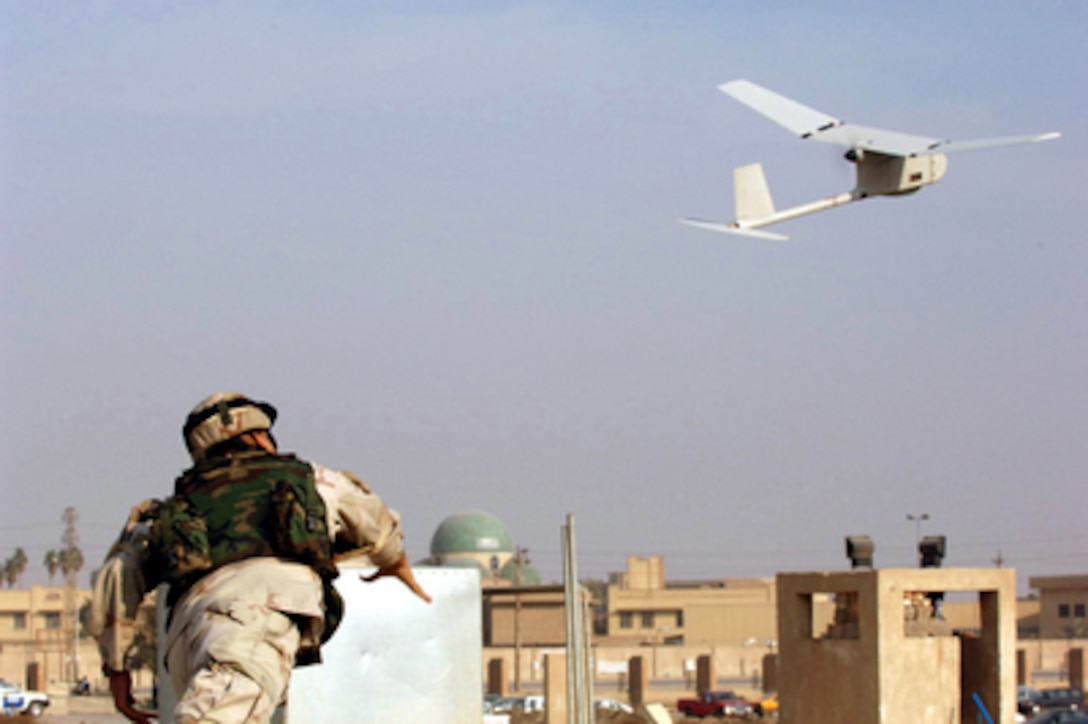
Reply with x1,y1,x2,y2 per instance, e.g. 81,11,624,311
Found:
183,392,277,461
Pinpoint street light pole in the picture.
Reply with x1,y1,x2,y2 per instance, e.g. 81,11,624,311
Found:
906,513,930,550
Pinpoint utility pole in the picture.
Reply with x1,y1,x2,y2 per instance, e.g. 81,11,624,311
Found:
62,507,80,682
513,546,528,692
562,514,592,724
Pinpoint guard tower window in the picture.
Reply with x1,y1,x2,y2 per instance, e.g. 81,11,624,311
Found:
802,592,859,640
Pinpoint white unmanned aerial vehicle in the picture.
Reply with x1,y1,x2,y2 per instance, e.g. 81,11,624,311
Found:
680,80,1060,240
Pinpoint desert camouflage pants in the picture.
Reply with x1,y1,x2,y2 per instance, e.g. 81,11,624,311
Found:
166,599,301,723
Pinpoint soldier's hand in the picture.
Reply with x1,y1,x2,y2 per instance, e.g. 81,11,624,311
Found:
360,552,433,603
107,669,156,723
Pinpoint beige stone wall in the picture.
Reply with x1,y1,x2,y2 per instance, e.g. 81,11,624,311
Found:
483,642,773,692
1019,639,1088,685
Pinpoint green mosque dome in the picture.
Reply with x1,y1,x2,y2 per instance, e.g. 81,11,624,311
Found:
430,510,514,557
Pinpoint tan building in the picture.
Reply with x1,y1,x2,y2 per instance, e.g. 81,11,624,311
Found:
1029,575,1088,639
483,585,568,647
0,584,97,688
603,555,791,647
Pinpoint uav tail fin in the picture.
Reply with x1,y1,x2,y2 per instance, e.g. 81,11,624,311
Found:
734,163,776,223
678,162,788,241
677,217,789,241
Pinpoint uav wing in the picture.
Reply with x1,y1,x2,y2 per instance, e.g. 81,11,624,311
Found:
719,79,1059,158
920,132,1061,154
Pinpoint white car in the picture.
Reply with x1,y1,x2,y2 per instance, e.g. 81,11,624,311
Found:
521,695,545,712
0,679,49,718
595,697,635,713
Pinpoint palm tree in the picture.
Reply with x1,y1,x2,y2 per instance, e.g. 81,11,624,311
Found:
44,550,60,586
60,546,85,584
3,558,17,588
10,547,27,588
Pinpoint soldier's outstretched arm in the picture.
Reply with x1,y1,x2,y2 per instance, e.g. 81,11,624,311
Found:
359,552,432,603
313,465,430,601
106,670,156,724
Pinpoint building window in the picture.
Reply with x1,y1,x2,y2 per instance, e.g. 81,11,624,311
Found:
641,612,654,629
1058,604,1070,618
619,612,633,629
13,613,26,630
1076,604,1086,618
675,611,684,628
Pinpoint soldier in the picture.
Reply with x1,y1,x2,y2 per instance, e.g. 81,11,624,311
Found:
89,392,431,723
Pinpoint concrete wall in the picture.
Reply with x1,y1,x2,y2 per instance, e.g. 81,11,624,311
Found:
777,568,1016,724
484,642,775,691
1019,639,1088,686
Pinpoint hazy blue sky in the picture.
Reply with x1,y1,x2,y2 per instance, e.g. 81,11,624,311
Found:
2,2,1085,594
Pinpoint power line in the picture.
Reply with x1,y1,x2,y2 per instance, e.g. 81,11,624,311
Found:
0,522,64,532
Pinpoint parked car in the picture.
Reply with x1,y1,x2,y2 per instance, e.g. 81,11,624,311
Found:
754,691,779,717
1024,709,1088,724
677,690,753,717
1021,687,1046,716
1021,687,1084,717
595,697,635,713
490,695,524,713
1036,688,1084,711
0,679,49,718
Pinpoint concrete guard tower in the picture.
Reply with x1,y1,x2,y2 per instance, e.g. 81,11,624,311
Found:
777,568,1016,724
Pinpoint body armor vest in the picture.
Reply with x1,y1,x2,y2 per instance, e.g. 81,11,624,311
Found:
148,450,343,664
